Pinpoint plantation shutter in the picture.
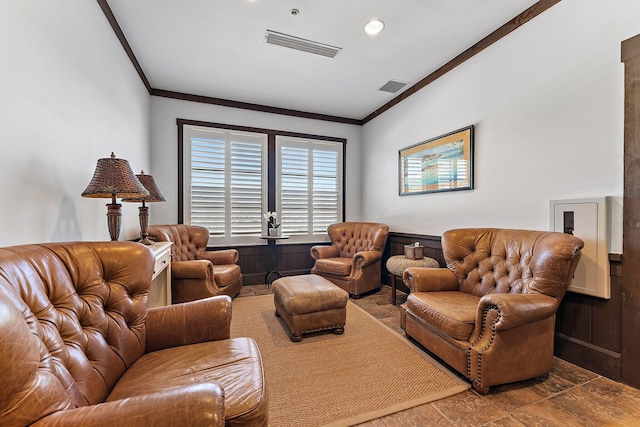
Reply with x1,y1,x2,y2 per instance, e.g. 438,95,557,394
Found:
184,125,267,246
277,136,343,243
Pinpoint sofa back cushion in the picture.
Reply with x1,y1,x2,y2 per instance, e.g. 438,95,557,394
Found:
327,222,389,258
0,242,153,425
147,224,209,262
442,228,583,299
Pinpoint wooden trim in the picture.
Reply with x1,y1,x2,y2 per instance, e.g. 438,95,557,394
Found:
362,0,561,123
622,34,640,62
154,89,362,126
176,118,347,144
622,33,640,388
96,0,152,94
102,0,557,125
555,333,621,381
177,121,184,224
176,119,347,229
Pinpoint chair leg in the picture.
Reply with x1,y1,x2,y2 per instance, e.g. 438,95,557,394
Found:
472,382,490,394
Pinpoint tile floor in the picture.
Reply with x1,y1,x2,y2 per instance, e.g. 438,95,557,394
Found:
237,284,640,426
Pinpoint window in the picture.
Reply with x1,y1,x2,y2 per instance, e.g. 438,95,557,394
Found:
183,125,267,246
179,120,345,246
277,136,343,243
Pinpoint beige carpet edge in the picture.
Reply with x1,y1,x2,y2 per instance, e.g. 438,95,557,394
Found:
346,300,471,388
322,384,471,427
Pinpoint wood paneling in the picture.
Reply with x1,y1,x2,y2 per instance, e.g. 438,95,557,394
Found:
233,242,318,285
555,255,623,381
622,34,640,388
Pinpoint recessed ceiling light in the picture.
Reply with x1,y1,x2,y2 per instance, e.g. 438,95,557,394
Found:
364,19,385,35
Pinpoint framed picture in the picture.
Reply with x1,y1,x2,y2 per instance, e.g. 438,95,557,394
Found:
399,125,474,196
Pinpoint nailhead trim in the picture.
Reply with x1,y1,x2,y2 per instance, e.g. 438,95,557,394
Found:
467,304,501,388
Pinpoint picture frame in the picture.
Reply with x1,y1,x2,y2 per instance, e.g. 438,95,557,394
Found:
398,125,474,196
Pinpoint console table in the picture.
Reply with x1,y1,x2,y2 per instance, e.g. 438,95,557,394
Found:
148,241,172,308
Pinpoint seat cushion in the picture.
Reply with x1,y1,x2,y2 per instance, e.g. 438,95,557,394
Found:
313,257,352,276
405,291,480,341
107,337,267,425
212,264,241,286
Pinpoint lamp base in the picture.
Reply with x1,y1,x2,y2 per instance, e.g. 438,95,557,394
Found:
138,205,153,245
106,203,122,241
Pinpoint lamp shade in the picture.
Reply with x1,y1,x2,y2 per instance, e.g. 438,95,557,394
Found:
122,171,166,202
81,153,149,199
81,152,149,241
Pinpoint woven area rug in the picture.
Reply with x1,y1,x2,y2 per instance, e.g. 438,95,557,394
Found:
231,294,470,427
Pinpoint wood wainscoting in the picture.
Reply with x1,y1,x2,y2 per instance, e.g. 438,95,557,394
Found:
232,242,318,285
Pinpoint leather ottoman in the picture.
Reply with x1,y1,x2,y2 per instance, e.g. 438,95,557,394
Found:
272,274,349,342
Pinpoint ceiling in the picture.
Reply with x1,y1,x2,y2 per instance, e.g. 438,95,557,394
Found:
106,0,541,121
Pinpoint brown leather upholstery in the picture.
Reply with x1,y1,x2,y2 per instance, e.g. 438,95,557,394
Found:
272,274,348,342
147,224,242,303
400,228,584,393
0,241,267,426
310,222,389,297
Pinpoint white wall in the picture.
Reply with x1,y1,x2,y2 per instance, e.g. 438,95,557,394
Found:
0,1,151,245
362,0,639,236
149,97,363,225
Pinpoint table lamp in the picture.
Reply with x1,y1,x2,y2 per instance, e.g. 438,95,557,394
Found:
122,171,166,245
82,153,149,241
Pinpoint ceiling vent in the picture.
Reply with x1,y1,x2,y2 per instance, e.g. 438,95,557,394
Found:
379,79,409,93
265,30,342,58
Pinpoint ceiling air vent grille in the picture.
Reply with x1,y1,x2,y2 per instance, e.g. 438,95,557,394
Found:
265,30,342,58
379,79,409,93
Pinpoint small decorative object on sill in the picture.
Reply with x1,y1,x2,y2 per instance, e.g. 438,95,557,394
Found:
263,211,281,237
404,242,424,260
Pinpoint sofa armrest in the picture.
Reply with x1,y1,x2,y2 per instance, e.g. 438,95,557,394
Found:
353,250,382,269
476,293,558,332
310,245,339,260
199,249,239,265
171,260,212,280
403,267,459,292
31,383,225,427
146,296,232,353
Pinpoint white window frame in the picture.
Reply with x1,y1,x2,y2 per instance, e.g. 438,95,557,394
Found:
183,125,268,246
276,136,343,244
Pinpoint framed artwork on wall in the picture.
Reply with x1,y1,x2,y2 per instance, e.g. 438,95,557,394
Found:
398,125,474,196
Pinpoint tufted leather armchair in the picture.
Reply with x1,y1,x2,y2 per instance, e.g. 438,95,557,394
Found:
147,224,242,303
0,241,267,426
401,228,584,393
310,222,389,298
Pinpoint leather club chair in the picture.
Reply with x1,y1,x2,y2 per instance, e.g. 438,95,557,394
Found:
0,241,267,426
401,228,584,394
147,224,242,303
310,222,389,298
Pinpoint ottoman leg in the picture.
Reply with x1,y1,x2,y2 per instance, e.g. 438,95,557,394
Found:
332,326,345,335
290,332,303,342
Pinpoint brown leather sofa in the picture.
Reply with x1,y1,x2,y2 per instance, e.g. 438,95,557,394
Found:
147,224,242,303
0,241,267,426
310,222,389,297
401,228,584,393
